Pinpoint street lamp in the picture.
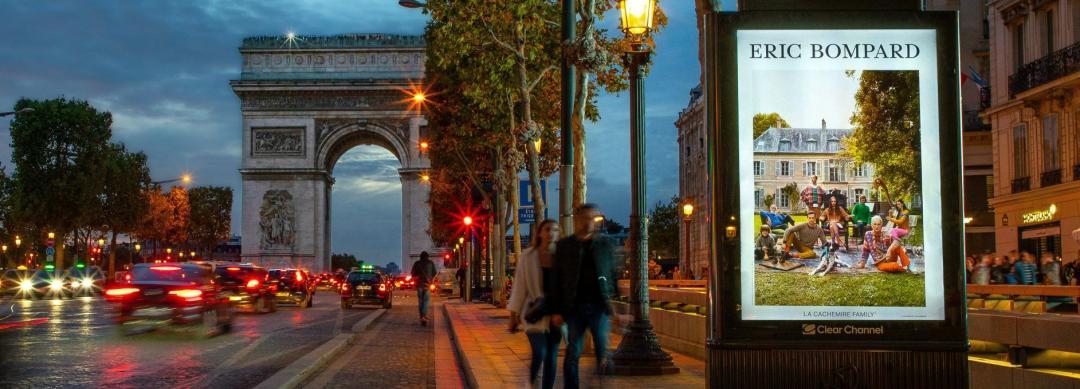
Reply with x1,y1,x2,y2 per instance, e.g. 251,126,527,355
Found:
153,173,193,186
611,0,677,376
0,107,35,117
682,202,694,279
398,0,426,8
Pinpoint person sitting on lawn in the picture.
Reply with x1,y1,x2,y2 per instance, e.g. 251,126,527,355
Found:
887,200,911,240
755,224,779,264
759,205,794,235
782,211,829,260
855,215,888,269
874,235,911,273
819,196,852,247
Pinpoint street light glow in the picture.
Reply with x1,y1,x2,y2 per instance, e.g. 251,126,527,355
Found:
419,141,429,151
619,0,656,37
420,173,430,182
181,173,192,185
683,203,694,217
412,92,426,104
48,232,55,239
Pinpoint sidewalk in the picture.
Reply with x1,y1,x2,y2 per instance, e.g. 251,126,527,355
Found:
442,301,706,388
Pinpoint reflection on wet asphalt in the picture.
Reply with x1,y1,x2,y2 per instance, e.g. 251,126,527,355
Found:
0,292,379,388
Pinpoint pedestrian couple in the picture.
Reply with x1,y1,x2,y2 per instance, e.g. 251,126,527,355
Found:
508,204,618,389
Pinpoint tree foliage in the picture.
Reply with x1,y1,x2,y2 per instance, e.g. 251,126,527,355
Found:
188,186,232,257
781,182,800,213
844,70,921,197
647,195,680,259
164,187,190,247
99,143,151,276
331,252,358,272
753,112,789,140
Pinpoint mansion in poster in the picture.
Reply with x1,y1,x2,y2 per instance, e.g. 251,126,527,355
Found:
752,122,876,211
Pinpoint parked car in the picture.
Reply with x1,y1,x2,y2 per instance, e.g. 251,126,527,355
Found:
214,263,275,313
340,269,392,309
64,266,106,296
435,268,458,297
103,262,234,337
269,268,315,308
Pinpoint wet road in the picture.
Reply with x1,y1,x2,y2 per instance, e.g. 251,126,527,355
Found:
0,291,381,388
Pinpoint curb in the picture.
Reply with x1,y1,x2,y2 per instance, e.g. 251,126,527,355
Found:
254,308,386,389
443,303,480,389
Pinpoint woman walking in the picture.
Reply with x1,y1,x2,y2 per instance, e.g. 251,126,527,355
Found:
508,219,563,389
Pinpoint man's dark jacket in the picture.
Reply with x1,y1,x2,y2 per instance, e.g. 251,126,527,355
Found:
411,258,436,285
551,234,618,315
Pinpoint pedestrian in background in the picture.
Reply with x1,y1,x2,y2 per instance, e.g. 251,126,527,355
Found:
1015,251,1038,285
411,251,437,325
971,254,992,285
455,265,467,301
1041,252,1061,285
552,204,618,389
508,219,563,389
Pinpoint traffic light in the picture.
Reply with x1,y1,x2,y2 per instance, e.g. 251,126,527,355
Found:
443,253,451,267
463,216,473,226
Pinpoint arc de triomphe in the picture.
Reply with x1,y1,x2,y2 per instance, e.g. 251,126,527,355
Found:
230,34,432,273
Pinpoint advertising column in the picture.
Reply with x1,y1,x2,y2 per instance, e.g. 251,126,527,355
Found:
706,11,967,388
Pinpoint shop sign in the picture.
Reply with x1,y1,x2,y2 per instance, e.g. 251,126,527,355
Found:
1021,204,1057,224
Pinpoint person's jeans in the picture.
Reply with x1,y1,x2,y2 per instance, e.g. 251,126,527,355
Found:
417,288,431,318
564,302,610,389
526,328,562,389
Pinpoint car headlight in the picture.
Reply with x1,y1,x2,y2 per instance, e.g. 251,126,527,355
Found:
50,280,63,290
82,278,93,288
19,280,33,290
72,280,83,288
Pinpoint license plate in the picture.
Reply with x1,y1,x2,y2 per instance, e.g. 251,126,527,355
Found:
144,289,164,296
133,307,171,317
276,292,291,297
357,285,371,290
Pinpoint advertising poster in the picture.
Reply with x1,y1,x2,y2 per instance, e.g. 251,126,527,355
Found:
736,29,945,322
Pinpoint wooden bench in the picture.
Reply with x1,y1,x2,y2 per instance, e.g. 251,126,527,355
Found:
966,284,1080,313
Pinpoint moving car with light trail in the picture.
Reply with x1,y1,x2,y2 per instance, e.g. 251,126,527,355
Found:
435,268,458,297
103,263,234,337
340,269,392,309
269,268,315,308
214,263,276,313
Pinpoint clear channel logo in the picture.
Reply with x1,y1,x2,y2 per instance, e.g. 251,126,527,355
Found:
802,324,884,336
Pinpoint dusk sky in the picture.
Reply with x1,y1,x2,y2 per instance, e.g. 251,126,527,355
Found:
0,1,710,267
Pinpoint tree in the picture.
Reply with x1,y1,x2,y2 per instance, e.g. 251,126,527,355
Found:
603,217,626,234
0,168,17,268
164,186,190,248
384,262,402,275
9,98,112,272
763,194,775,208
646,196,680,260
844,70,921,197
781,182,800,213
134,188,170,257
331,253,358,272
753,112,790,140
188,186,232,259
99,144,151,277
566,0,668,207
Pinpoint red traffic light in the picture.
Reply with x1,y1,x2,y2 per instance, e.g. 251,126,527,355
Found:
463,216,473,226
444,254,450,260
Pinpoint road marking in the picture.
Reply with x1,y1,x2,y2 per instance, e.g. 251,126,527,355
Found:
0,317,49,330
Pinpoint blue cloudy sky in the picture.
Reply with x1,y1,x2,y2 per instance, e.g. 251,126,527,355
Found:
0,0,707,266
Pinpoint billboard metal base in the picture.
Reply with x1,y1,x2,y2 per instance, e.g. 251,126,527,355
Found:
710,347,967,388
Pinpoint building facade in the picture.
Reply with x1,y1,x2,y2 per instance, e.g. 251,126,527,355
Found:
752,125,876,212
676,86,709,278
985,0,1080,260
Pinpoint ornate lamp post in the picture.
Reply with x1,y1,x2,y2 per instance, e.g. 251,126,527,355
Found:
611,0,678,375
682,202,694,278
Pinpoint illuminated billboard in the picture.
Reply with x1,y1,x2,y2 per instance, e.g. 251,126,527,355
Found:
709,12,966,346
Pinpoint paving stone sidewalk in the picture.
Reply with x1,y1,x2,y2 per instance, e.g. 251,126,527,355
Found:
443,301,706,388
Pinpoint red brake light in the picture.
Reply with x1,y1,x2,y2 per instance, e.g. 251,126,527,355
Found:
105,288,139,296
227,267,241,271
246,279,260,289
124,274,132,282
405,275,412,281
295,272,303,282
150,266,181,271
169,289,203,299
378,283,387,292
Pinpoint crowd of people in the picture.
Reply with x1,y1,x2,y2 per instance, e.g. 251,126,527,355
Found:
966,249,1080,286
755,174,917,274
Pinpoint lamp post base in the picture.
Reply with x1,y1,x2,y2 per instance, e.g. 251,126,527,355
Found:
611,320,680,375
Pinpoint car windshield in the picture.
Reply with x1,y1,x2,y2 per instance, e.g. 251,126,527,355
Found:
132,266,208,283
347,272,379,283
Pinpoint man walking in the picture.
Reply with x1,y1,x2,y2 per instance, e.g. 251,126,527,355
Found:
411,251,437,325
552,204,618,389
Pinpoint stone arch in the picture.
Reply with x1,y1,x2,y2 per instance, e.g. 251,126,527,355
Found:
315,119,413,173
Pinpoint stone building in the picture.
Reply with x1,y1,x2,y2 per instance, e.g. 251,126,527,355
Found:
985,0,1080,260
752,125,876,212
676,86,708,278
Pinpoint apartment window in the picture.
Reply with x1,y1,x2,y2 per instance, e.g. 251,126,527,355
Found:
826,160,846,182
779,139,792,152
753,161,765,176
1043,114,1060,170
803,161,818,176
1013,124,1028,179
778,161,793,176
754,188,764,207
853,163,868,177
853,188,865,200
826,139,840,152
1014,23,1025,71
777,189,791,208
1046,10,1055,55
699,137,704,149
686,146,690,157
806,139,817,152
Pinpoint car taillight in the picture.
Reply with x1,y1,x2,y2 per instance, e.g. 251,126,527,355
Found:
295,272,303,282
246,279,260,289
168,289,203,301
105,288,139,297
405,275,412,282
150,266,181,271
378,283,387,292
124,274,131,283
429,283,436,291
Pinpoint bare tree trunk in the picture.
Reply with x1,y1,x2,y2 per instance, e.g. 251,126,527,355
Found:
572,70,590,207
519,58,546,223
511,174,522,257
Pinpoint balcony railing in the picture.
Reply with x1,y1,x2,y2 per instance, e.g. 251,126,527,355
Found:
1041,169,1062,187
1009,41,1080,97
1012,176,1031,193
979,86,991,110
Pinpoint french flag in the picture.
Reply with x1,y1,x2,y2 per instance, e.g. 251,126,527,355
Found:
963,65,989,88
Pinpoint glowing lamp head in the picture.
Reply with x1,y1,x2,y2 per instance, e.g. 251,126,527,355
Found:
419,141,429,151
420,174,430,182
97,238,105,246
48,232,55,239
134,244,141,252
619,0,656,38
682,203,694,217
412,92,426,104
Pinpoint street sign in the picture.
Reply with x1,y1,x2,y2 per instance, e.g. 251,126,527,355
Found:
518,179,548,224
518,207,536,224
45,247,55,256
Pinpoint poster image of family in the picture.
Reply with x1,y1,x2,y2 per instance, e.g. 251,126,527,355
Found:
750,69,927,308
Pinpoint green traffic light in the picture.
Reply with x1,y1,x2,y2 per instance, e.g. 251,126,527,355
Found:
76,263,85,268
45,264,55,271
